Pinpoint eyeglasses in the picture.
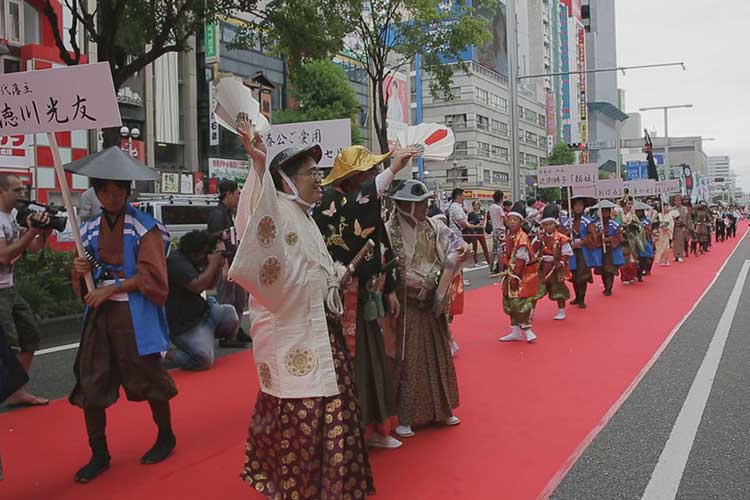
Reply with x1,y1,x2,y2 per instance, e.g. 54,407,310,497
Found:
296,168,323,180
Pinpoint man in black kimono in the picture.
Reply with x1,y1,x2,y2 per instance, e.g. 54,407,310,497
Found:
313,145,417,449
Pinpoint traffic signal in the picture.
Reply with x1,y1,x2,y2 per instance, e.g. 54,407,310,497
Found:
567,143,587,151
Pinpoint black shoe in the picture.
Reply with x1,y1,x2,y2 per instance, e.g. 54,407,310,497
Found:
578,302,587,309
141,432,176,465
570,298,581,306
219,338,248,349
603,290,612,296
235,329,252,343
75,438,111,483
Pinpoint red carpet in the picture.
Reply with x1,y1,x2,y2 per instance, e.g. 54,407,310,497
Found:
1,229,744,500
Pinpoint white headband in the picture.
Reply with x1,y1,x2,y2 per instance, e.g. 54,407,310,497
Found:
278,169,314,209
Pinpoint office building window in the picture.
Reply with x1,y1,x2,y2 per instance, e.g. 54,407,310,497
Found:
491,145,501,157
484,169,491,183
445,114,467,128
478,142,490,157
499,147,509,160
477,115,489,130
475,87,489,106
525,131,537,145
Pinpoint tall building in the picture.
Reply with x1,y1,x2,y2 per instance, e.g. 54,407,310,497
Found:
708,156,735,201
416,0,550,200
583,0,623,169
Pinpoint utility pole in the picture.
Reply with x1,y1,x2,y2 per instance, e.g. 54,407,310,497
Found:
507,0,522,201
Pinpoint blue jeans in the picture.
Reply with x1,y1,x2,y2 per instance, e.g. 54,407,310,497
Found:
170,302,239,371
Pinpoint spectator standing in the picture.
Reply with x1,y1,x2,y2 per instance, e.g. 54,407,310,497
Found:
466,200,492,267
207,179,251,345
166,230,242,371
78,186,102,223
0,173,51,408
489,190,506,276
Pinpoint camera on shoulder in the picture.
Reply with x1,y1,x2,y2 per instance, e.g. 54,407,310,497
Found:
16,200,68,233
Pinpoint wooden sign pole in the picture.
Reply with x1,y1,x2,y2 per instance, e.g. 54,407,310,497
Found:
47,132,95,292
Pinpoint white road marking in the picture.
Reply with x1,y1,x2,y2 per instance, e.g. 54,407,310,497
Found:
36,342,80,355
641,259,750,500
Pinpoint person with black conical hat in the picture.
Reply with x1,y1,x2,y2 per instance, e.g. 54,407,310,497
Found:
499,201,540,343
591,199,625,296
537,204,573,320
563,195,598,308
67,148,178,482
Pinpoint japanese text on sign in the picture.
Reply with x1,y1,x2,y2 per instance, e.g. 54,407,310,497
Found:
573,179,625,199
0,62,121,135
264,118,351,169
656,179,680,195
537,163,598,188
624,179,657,197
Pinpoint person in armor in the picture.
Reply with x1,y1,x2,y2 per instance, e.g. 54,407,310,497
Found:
499,201,541,343
634,201,655,280
384,179,468,439
536,204,573,320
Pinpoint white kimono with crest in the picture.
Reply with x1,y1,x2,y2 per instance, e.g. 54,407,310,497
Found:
229,166,339,399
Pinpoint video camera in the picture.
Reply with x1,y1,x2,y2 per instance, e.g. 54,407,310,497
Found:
15,200,68,233
207,230,236,261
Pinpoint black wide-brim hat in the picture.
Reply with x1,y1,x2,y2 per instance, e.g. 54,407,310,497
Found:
64,146,159,181
269,145,323,174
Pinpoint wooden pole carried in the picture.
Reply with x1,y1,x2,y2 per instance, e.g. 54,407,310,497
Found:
47,132,95,292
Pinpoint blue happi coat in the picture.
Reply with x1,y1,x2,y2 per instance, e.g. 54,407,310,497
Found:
639,218,655,258
563,215,597,270
590,218,625,267
79,203,171,356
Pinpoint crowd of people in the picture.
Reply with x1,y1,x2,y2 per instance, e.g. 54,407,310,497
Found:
0,114,745,496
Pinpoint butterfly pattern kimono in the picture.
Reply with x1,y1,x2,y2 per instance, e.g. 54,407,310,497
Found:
313,178,398,295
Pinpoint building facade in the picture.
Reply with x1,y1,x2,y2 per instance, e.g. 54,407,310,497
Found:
708,156,736,202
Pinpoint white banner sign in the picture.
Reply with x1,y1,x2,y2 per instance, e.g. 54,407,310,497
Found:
574,179,626,199
624,179,658,197
537,163,598,188
0,134,31,167
656,179,681,195
0,62,121,135
208,82,219,147
208,157,250,183
264,118,351,169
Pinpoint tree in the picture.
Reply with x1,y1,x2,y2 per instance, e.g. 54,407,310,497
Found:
271,60,364,144
537,142,577,203
343,0,495,154
42,0,258,146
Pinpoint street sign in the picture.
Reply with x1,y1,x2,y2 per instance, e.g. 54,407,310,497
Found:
205,21,219,63
537,163,598,188
0,62,121,135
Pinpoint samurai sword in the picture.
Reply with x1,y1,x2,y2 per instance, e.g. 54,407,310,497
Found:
339,238,376,287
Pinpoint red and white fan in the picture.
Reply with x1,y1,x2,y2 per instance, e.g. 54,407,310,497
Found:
396,123,455,160
213,77,271,136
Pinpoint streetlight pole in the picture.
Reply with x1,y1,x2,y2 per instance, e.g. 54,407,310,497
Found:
507,0,522,201
638,104,693,180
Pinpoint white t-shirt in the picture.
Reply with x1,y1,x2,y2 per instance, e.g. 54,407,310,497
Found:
0,209,21,289
489,203,505,230
447,202,468,235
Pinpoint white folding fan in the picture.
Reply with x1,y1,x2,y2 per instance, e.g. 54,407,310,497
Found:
213,77,271,136
396,123,455,160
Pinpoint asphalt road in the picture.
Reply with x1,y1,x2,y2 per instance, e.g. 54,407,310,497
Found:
551,235,750,500
0,262,497,415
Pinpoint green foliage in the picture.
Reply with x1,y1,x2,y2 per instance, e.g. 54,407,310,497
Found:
13,249,83,320
271,60,364,144
546,142,577,166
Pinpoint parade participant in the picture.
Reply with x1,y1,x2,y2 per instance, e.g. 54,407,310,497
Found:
694,202,711,253
384,179,467,438
563,195,598,309
488,190,507,276
634,201,655,279
314,144,418,450
537,205,573,320
672,195,690,262
499,201,541,342
591,200,624,297
619,197,641,284
655,203,675,266
228,119,373,498
70,173,177,482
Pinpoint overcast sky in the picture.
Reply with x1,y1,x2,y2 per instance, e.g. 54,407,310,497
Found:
616,0,750,190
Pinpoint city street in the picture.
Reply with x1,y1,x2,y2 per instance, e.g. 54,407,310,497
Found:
1,230,749,499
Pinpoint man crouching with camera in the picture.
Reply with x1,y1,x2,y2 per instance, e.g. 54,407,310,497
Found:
165,230,244,371
0,174,52,408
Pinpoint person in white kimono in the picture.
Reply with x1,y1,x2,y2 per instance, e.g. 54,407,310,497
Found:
228,118,373,499
384,179,470,438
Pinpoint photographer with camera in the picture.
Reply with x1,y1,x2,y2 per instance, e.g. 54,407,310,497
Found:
165,230,243,371
207,179,251,345
0,173,52,408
